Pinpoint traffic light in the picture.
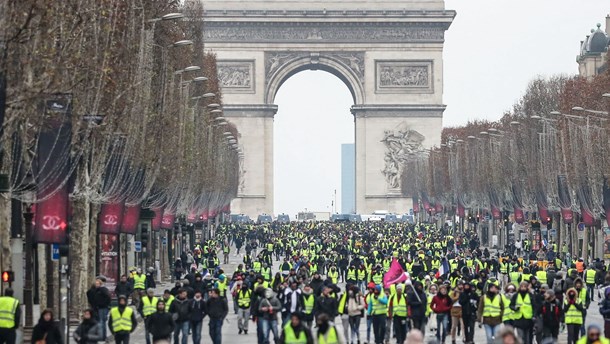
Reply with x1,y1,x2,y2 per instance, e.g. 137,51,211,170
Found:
1,271,14,283
546,216,552,230
141,230,149,247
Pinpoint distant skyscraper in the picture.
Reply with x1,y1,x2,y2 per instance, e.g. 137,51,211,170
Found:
341,144,355,214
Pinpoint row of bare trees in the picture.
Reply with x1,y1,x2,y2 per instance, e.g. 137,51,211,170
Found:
402,65,610,230
0,1,239,311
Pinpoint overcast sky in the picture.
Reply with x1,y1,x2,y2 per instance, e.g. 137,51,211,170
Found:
273,1,609,217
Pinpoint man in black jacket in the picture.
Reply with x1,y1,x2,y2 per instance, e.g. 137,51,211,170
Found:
147,301,175,343
87,277,111,340
191,291,206,344
169,289,192,344
314,286,338,321
459,281,479,344
207,288,228,344
114,275,132,302
107,295,137,344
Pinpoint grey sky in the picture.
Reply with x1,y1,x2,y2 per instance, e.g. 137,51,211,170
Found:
274,1,608,216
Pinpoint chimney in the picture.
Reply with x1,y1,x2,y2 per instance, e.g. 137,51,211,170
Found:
606,14,610,35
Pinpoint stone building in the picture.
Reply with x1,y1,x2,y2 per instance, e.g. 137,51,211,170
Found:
577,15,610,79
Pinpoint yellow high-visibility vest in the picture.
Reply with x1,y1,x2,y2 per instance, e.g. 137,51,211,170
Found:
0,297,18,329
142,296,158,317
482,295,502,318
110,306,134,332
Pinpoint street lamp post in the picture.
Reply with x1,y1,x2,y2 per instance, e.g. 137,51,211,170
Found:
23,204,34,327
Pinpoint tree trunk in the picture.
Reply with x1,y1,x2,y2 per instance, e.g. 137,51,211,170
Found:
70,197,90,314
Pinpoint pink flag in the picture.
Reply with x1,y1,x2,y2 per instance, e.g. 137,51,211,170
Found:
383,258,408,288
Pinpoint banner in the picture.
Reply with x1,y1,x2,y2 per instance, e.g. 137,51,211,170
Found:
491,206,502,220
434,202,443,214
561,208,574,224
383,258,408,288
99,202,125,234
99,234,119,294
581,206,595,227
34,94,73,244
558,175,573,224
457,199,465,217
513,206,525,224
120,205,140,235
152,207,164,231
187,210,197,223
538,206,549,225
161,211,175,230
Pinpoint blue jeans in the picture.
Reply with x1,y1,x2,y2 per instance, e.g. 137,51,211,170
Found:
97,308,109,340
257,318,265,344
367,316,373,342
484,324,501,344
174,321,190,344
209,318,223,344
436,313,449,343
191,320,203,344
261,318,279,344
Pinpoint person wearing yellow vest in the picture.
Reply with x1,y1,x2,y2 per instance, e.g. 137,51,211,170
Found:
327,266,339,285
216,274,228,299
509,282,535,344
138,288,158,344
584,267,598,302
367,285,388,344
577,324,610,344
132,269,147,307
346,266,357,285
565,288,585,344
279,312,313,344
477,283,504,344
237,285,252,335
315,313,344,344
389,284,408,344
108,295,137,344
0,288,20,344
502,284,516,325
535,269,548,286
301,285,316,329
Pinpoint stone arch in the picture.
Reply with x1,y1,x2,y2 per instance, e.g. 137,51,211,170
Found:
265,52,365,105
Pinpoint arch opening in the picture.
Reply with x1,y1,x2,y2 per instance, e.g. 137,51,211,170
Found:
273,70,355,217
266,56,365,105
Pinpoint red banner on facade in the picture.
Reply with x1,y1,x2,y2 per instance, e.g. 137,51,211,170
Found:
99,202,125,234
151,207,163,231
581,206,595,226
34,188,69,244
120,205,140,234
538,206,549,225
187,211,197,223
412,197,420,213
561,208,574,224
99,234,119,294
34,94,72,244
161,211,175,230
491,206,502,220
514,206,525,224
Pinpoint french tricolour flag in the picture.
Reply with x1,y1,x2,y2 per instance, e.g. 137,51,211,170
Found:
436,258,450,279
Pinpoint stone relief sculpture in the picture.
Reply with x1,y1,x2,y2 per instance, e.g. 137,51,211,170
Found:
380,124,426,189
265,51,365,85
379,65,428,87
218,65,252,88
238,152,246,194
204,24,445,43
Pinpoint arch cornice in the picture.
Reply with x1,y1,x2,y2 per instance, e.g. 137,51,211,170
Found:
264,51,365,105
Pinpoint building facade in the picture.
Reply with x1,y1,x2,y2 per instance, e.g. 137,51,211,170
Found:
577,15,610,79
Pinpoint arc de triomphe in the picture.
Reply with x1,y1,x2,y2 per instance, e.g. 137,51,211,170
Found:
204,1,455,217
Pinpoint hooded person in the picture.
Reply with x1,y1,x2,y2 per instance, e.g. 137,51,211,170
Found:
279,312,314,344
599,288,610,338
301,285,316,328
107,295,137,344
31,309,63,344
564,287,585,344
73,309,103,344
510,281,536,344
